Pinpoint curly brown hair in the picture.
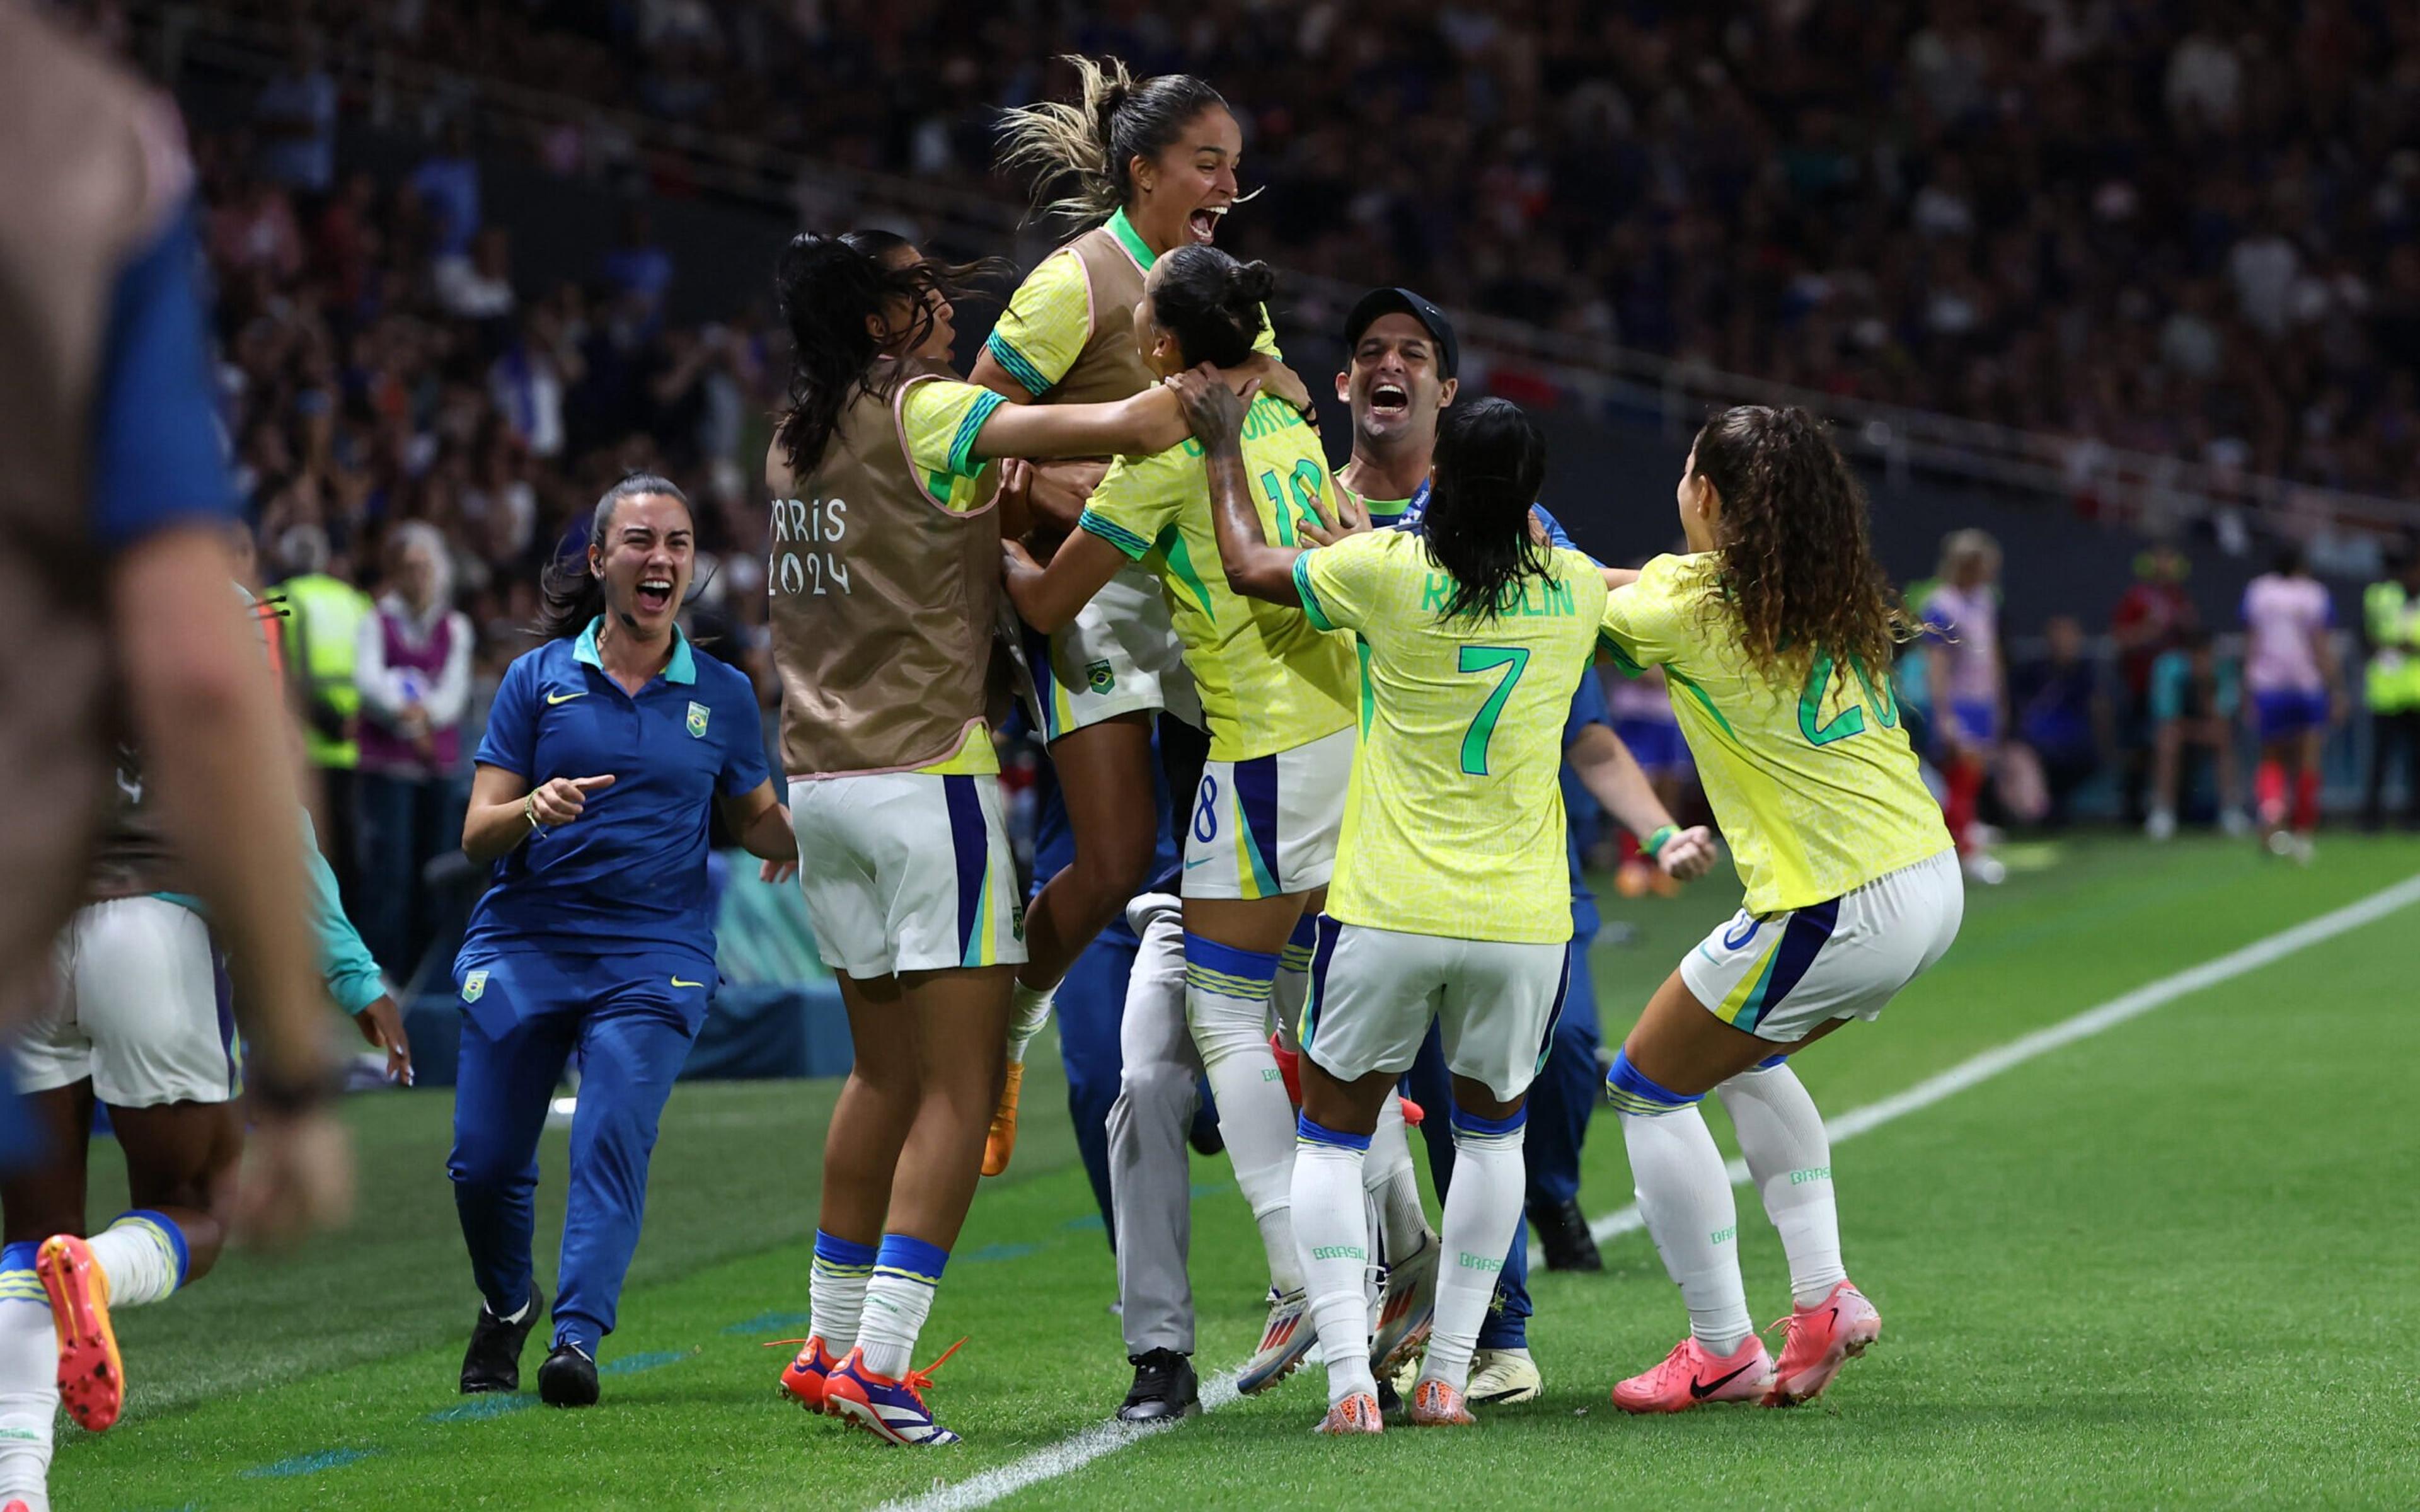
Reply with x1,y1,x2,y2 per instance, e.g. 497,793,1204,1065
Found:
1688,405,1913,682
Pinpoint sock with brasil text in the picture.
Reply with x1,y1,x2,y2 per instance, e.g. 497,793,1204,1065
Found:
1184,934,1302,1291
84,1210,187,1309
1290,1116,1376,1407
808,1230,874,1355
1718,1057,1847,1309
0,1244,52,1512
1422,1108,1528,1395
1610,1053,1753,1354
856,1235,947,1380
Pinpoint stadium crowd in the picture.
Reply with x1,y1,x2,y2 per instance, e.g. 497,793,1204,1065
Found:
195,0,2420,501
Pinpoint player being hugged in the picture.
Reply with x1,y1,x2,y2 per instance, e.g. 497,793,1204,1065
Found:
1598,406,1962,1414
1170,375,1714,1433
1004,246,1364,1394
449,476,796,1409
764,230,1213,1446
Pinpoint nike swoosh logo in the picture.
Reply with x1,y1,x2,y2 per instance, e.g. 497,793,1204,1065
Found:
546,690,587,706
1689,1363,1756,1399
1183,858,1212,870
669,977,706,988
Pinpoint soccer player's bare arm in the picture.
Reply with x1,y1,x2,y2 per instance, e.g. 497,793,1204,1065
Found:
717,778,798,874
1004,527,1126,634
1565,721,1717,881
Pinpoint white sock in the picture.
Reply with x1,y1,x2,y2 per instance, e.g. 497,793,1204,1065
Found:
856,1235,947,1380
1364,1095,1432,1264
87,1211,184,1309
1185,936,1300,1290
1422,1113,1528,1394
1719,1060,1847,1308
1620,1105,1753,1353
807,1230,874,1354
1291,1125,1376,1406
1005,980,1055,1065
0,1252,52,1512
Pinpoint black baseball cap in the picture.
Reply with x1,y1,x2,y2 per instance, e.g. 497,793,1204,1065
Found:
1344,287,1458,379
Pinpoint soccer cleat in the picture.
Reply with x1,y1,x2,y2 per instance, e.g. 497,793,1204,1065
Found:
460,1285,544,1394
1397,1094,1424,1128
1530,1196,1605,1272
1408,1377,1476,1427
825,1341,966,1446
1764,1280,1882,1407
1370,1232,1437,1375
982,1060,1026,1177
1466,1346,1542,1404
4,1499,27,1512
37,1234,122,1433
771,1335,840,1412
1312,1390,1383,1435
1237,1287,1315,1394
538,1342,599,1407
1268,1033,1303,1107
1611,1334,1775,1414
1116,1348,1201,1423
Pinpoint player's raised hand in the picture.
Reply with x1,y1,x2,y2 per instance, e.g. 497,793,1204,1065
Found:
1656,825,1720,882
531,774,613,827
1168,363,1257,447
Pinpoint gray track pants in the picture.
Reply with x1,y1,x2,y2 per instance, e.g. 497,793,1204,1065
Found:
1108,891,1201,1357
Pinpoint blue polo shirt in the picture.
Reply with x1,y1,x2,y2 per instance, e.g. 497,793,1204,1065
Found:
463,619,768,961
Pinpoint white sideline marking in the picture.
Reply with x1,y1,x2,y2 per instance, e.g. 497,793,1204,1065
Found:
880,873,2420,1512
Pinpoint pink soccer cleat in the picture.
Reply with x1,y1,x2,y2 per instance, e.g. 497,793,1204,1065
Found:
1313,1390,1384,1435
1764,1280,1881,1407
1611,1334,1773,1414
1407,1377,1475,1427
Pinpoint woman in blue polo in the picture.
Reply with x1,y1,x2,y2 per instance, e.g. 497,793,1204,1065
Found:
448,474,796,1408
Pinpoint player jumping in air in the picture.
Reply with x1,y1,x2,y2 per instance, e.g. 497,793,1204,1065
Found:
1598,406,1962,1414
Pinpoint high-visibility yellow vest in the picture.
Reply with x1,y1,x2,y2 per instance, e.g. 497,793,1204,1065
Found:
279,572,368,768
2365,579,2420,714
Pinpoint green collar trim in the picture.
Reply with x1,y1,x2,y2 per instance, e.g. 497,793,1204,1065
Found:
1107,208,1155,272
573,616,696,685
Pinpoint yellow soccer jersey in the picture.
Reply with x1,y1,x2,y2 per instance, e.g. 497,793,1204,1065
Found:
1297,530,1605,944
1598,553,1952,914
984,211,1284,397
1078,394,1356,761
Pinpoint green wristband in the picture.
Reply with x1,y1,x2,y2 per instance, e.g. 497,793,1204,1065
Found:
1643,824,1679,859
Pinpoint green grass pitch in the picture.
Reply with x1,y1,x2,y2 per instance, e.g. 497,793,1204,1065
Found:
54,835,2420,1509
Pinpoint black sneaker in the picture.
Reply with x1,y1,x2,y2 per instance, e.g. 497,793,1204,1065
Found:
538,1342,599,1407
1115,1349,1200,1423
1530,1196,1605,1273
459,1286,544,1394
1376,1376,1404,1419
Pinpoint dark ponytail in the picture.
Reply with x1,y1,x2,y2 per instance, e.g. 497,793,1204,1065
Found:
534,474,689,640
1150,245,1274,369
1422,399,1551,622
996,55,1231,224
773,230,1010,477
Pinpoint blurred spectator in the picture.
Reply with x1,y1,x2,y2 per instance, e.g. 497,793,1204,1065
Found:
276,524,370,905
354,521,473,976
2109,542,2197,816
2242,546,2341,854
252,26,337,197
408,117,481,259
434,224,516,324
2145,629,2245,840
2008,616,2106,828
2361,545,2420,830
601,206,675,326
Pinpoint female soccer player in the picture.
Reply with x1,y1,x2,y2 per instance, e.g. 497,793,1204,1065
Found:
765,230,1214,1445
2242,545,2341,859
977,57,1285,1174
450,476,795,1410
1922,530,2007,886
1596,406,1962,1414
1006,244,1402,1395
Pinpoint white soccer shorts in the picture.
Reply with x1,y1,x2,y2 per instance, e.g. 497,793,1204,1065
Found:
1179,723,1354,900
1298,917,1572,1103
1680,848,1964,1044
788,771,1027,980
1022,564,1201,741
17,896,239,1106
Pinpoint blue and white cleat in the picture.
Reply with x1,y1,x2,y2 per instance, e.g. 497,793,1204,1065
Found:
1238,1286,1315,1394
824,1341,966,1445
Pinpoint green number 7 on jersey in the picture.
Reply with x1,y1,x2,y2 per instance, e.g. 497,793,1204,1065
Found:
1458,644,1530,776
